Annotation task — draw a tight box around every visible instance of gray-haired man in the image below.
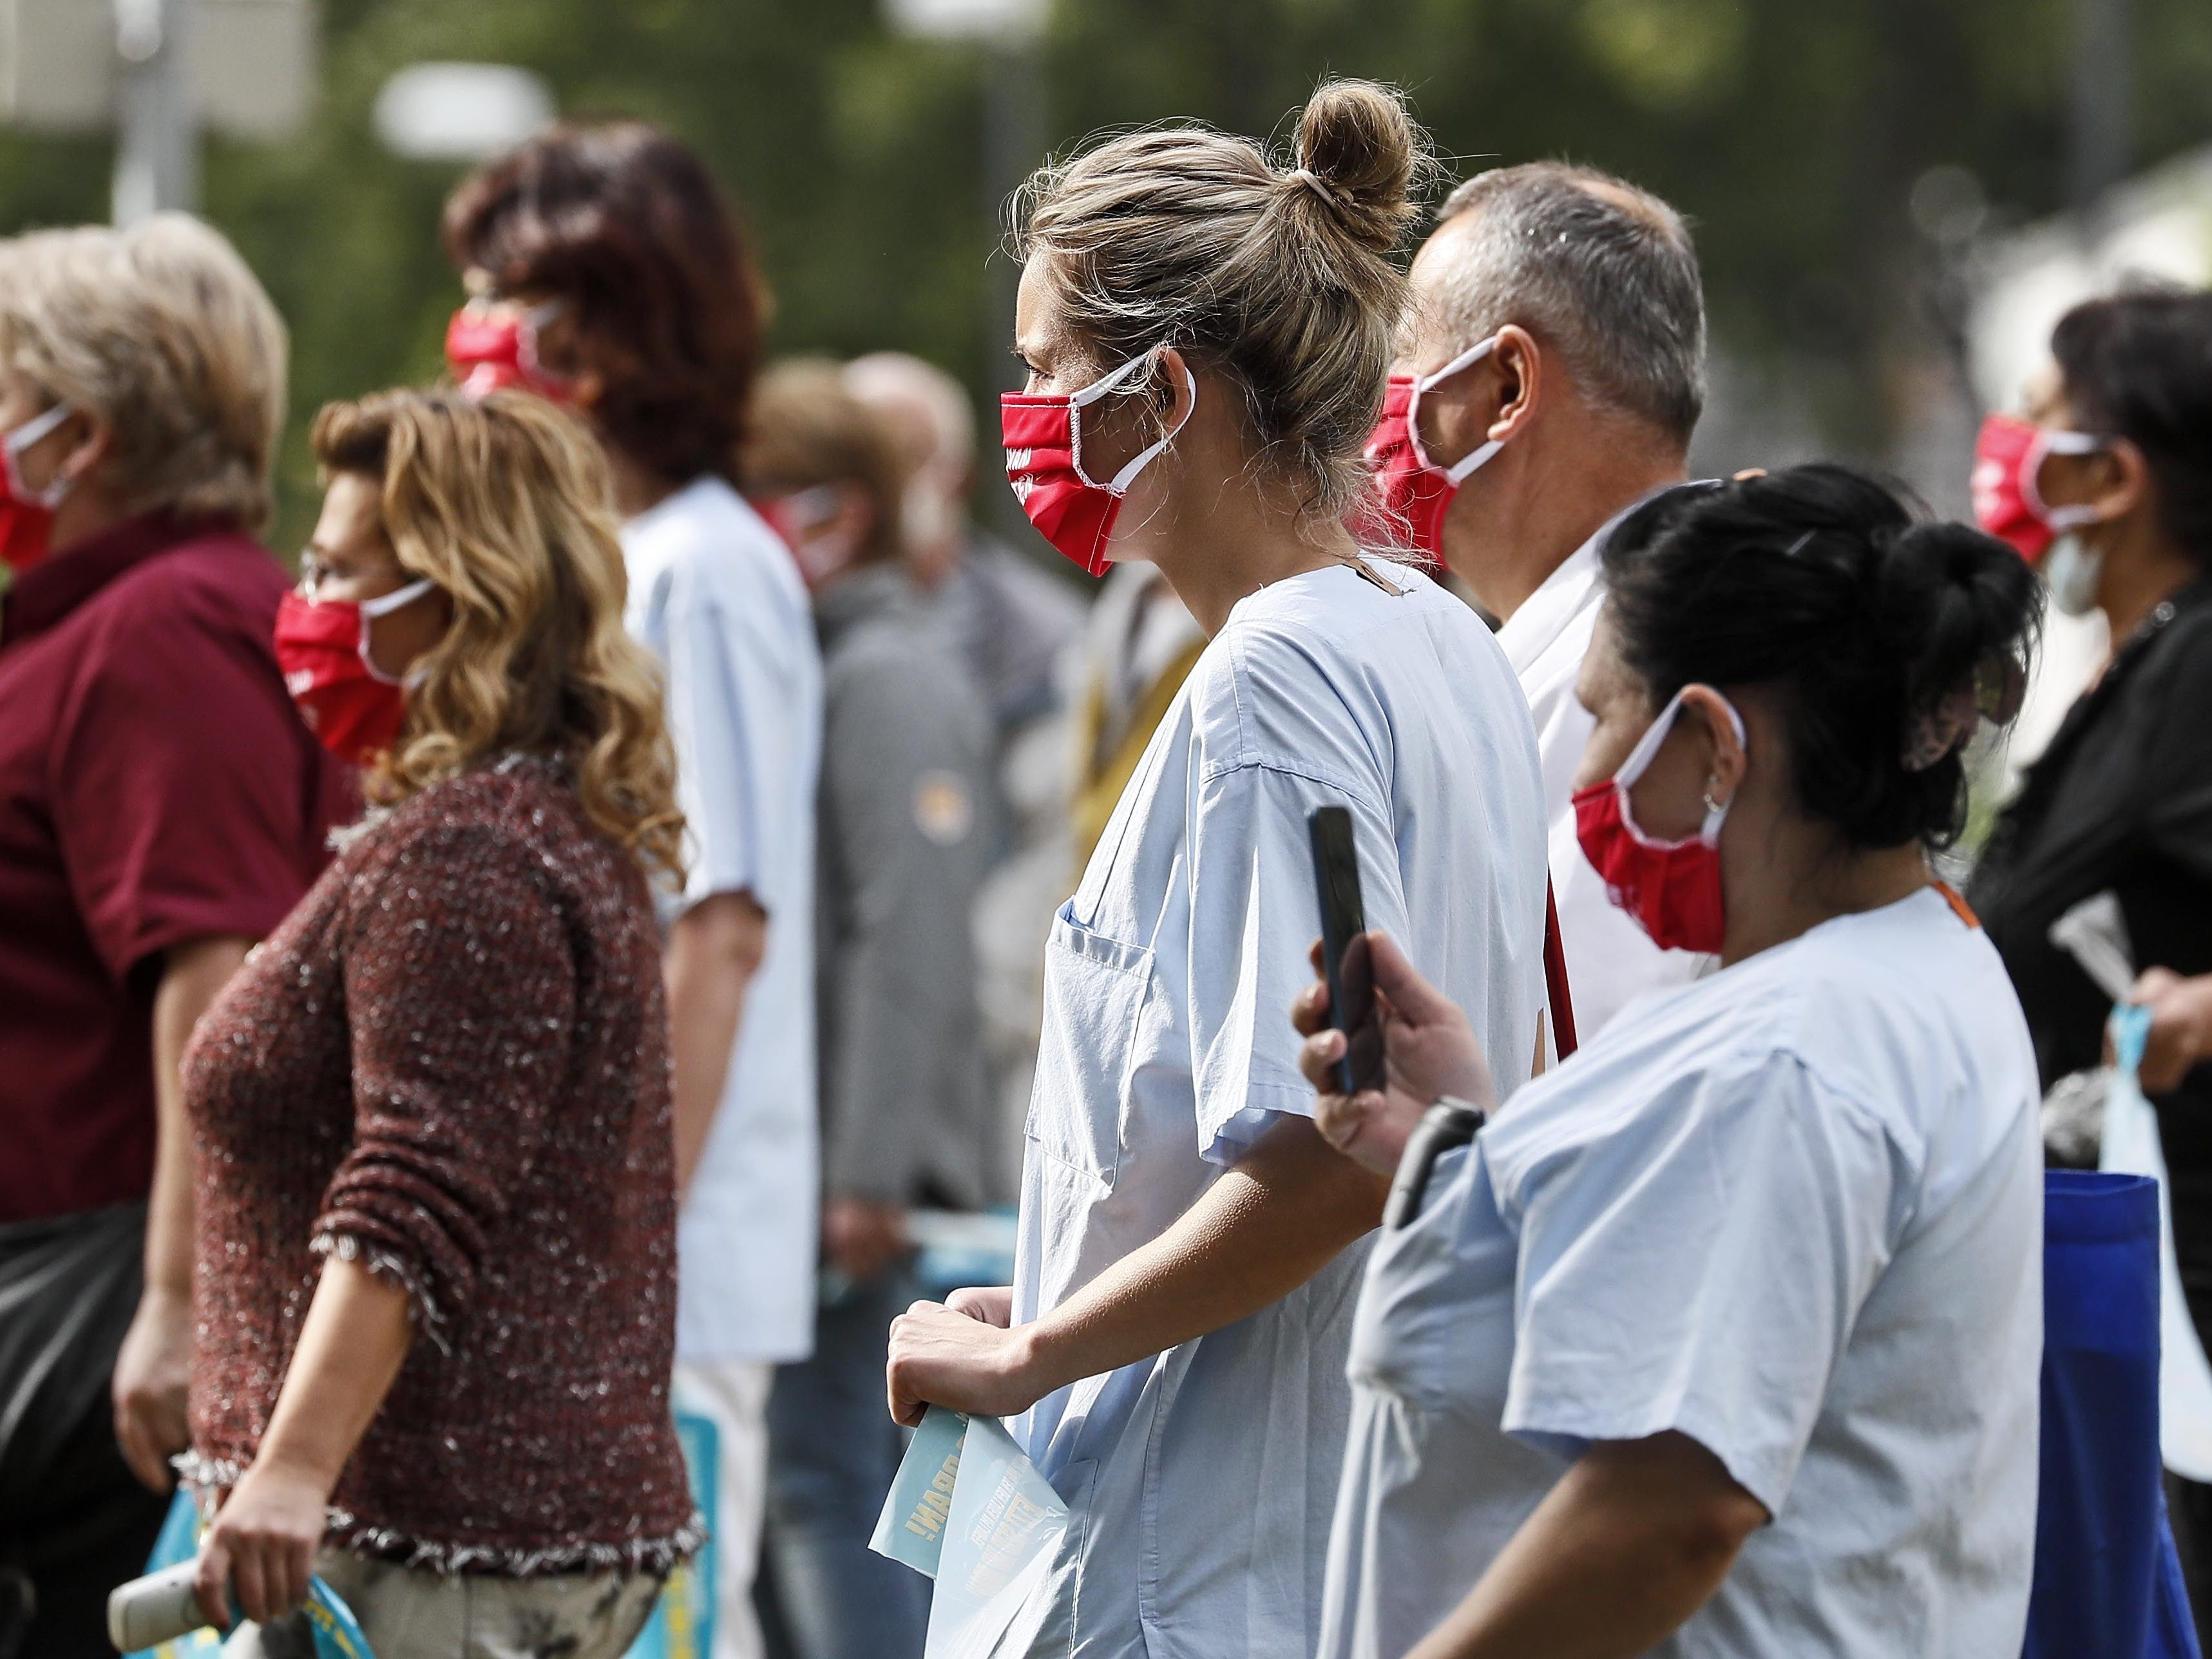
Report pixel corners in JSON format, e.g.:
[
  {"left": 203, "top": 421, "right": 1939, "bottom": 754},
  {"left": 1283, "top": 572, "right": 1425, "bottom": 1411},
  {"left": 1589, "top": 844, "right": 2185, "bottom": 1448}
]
[{"left": 1401, "top": 162, "right": 1711, "bottom": 1038}]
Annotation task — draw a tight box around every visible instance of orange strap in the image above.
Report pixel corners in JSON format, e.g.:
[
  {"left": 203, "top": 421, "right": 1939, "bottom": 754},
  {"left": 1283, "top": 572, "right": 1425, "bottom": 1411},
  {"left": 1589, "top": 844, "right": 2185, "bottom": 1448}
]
[
  {"left": 1544, "top": 878, "right": 1578, "bottom": 1059},
  {"left": 1933, "top": 880, "right": 1980, "bottom": 930}
]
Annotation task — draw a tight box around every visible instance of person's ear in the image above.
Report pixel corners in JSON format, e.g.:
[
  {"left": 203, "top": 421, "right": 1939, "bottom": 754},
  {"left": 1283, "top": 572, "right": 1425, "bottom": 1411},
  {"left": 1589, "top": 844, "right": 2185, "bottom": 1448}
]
[
  {"left": 831, "top": 484, "right": 875, "bottom": 549},
  {"left": 571, "top": 368, "right": 606, "bottom": 413},
  {"left": 2093, "top": 437, "right": 2152, "bottom": 527},
  {"left": 1154, "top": 346, "right": 1197, "bottom": 440},
  {"left": 1679, "top": 683, "right": 1748, "bottom": 811},
  {"left": 1487, "top": 325, "right": 1543, "bottom": 444},
  {"left": 50, "top": 411, "right": 110, "bottom": 491}
]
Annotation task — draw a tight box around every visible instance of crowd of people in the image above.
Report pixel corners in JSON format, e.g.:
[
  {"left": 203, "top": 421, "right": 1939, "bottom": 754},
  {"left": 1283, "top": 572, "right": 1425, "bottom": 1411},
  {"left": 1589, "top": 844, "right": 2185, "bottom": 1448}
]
[{"left": 2, "top": 66, "right": 2211, "bottom": 1659}]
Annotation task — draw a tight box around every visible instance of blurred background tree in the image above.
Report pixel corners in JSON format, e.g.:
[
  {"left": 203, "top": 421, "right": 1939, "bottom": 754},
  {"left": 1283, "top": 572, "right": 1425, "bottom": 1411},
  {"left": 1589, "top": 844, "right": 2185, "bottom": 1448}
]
[{"left": 1, "top": 0, "right": 2206, "bottom": 545}]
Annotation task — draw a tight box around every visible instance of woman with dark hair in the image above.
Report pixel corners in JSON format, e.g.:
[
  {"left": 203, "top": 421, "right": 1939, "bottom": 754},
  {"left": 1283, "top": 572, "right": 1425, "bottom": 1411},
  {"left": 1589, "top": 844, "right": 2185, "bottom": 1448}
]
[
  {"left": 1967, "top": 287, "right": 2212, "bottom": 1627},
  {"left": 444, "top": 126, "right": 823, "bottom": 1659},
  {"left": 1297, "top": 466, "right": 2046, "bottom": 1657}
]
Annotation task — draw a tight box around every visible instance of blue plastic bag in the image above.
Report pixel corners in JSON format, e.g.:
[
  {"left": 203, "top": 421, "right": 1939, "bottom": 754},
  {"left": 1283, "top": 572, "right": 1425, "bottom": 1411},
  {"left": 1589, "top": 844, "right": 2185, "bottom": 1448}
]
[{"left": 2026, "top": 1170, "right": 2202, "bottom": 1658}]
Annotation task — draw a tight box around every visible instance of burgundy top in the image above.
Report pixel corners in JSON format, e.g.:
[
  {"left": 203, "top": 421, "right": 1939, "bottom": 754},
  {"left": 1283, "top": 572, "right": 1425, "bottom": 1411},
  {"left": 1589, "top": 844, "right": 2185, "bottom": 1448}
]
[
  {"left": 182, "top": 756, "right": 698, "bottom": 1573},
  {"left": 0, "top": 515, "right": 353, "bottom": 1222}
]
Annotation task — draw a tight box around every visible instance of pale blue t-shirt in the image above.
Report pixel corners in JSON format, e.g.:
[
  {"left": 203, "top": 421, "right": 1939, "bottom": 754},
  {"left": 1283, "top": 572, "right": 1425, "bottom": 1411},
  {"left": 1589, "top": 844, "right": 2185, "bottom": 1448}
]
[
  {"left": 1321, "top": 886, "right": 2044, "bottom": 1659},
  {"left": 624, "top": 476, "right": 825, "bottom": 1365},
  {"left": 1004, "top": 557, "right": 1549, "bottom": 1659}
]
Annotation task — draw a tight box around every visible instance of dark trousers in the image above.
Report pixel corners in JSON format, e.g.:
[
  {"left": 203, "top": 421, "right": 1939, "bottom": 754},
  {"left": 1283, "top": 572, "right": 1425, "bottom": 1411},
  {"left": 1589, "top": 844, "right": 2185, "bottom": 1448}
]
[
  {"left": 0, "top": 1341, "right": 169, "bottom": 1659},
  {"left": 0, "top": 1205, "right": 168, "bottom": 1659},
  {"left": 759, "top": 1274, "right": 930, "bottom": 1659},
  {"left": 2168, "top": 1472, "right": 2212, "bottom": 1658}
]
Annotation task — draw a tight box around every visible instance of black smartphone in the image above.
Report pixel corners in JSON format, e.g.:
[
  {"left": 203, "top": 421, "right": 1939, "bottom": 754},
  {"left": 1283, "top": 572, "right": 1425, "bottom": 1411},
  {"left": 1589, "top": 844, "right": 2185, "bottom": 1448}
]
[{"left": 1309, "top": 806, "right": 1383, "bottom": 1094}]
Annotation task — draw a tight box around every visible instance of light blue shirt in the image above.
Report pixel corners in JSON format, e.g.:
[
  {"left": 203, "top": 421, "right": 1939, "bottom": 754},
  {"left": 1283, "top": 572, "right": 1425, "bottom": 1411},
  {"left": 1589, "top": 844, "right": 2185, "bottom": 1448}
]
[
  {"left": 1004, "top": 558, "right": 1549, "bottom": 1659},
  {"left": 624, "top": 477, "right": 825, "bottom": 1364},
  {"left": 1321, "top": 886, "right": 2044, "bottom": 1659}
]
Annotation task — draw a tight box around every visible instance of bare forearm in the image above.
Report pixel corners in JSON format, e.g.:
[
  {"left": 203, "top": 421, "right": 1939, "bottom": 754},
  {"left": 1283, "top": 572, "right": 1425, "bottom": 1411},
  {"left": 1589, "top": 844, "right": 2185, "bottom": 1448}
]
[
  {"left": 251, "top": 1258, "right": 413, "bottom": 1488},
  {"left": 1407, "top": 1436, "right": 1762, "bottom": 1659},
  {"left": 667, "top": 972, "right": 746, "bottom": 1192},
  {"left": 146, "top": 936, "right": 252, "bottom": 1293},
  {"left": 1025, "top": 1117, "right": 1385, "bottom": 1390},
  {"left": 665, "top": 893, "right": 767, "bottom": 1194}
]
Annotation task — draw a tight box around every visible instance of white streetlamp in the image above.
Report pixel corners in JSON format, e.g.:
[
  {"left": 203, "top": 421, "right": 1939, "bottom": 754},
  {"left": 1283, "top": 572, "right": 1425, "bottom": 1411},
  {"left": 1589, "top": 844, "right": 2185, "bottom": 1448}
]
[{"left": 372, "top": 61, "right": 553, "bottom": 163}]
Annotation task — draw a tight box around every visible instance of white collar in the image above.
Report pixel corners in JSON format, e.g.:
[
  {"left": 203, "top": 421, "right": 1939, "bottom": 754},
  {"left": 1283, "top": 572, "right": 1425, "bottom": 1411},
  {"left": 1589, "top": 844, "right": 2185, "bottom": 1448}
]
[{"left": 1496, "top": 533, "right": 1603, "bottom": 676}]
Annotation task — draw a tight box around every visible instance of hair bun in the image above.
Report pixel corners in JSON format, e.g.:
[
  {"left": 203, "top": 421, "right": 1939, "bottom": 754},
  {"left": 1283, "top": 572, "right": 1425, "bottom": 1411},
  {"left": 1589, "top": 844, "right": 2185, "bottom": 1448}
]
[{"left": 1292, "top": 79, "right": 1424, "bottom": 254}]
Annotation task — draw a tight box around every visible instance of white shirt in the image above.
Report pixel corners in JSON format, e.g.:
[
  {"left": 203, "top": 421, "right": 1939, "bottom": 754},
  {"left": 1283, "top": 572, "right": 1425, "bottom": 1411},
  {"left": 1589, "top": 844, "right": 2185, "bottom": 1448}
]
[
  {"left": 624, "top": 477, "right": 825, "bottom": 1364},
  {"left": 1321, "top": 886, "right": 2043, "bottom": 1659},
  {"left": 1495, "top": 533, "right": 1707, "bottom": 1039},
  {"left": 1005, "top": 558, "right": 1549, "bottom": 1659}
]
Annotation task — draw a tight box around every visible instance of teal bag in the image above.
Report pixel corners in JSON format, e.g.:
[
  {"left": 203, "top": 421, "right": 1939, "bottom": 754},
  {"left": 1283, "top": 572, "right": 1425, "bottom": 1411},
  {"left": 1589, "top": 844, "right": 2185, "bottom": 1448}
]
[{"left": 622, "top": 1410, "right": 718, "bottom": 1659}]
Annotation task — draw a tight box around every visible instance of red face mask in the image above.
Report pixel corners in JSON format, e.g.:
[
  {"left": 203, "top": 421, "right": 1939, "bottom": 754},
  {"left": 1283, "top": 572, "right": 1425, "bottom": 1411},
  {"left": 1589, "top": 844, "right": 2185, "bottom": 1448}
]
[
  {"left": 1571, "top": 686, "right": 1745, "bottom": 955},
  {"left": 1002, "top": 350, "right": 1194, "bottom": 576},
  {"left": 445, "top": 300, "right": 573, "bottom": 403},
  {"left": 1361, "top": 337, "right": 1502, "bottom": 560},
  {"left": 272, "top": 578, "right": 437, "bottom": 765},
  {"left": 0, "top": 403, "right": 78, "bottom": 574},
  {"left": 1970, "top": 413, "right": 2104, "bottom": 562}
]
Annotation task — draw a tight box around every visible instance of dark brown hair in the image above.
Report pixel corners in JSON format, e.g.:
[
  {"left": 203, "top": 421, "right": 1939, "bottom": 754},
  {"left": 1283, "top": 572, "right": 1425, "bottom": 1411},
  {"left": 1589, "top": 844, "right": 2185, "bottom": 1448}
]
[
  {"left": 442, "top": 121, "right": 768, "bottom": 489},
  {"left": 740, "top": 359, "right": 904, "bottom": 571},
  {"left": 2052, "top": 289, "right": 2212, "bottom": 569}
]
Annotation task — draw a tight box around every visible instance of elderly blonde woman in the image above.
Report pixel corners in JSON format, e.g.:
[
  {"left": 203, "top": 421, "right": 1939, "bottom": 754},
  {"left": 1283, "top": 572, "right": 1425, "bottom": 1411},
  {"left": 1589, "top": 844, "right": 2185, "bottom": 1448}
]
[
  {"left": 178, "top": 389, "right": 699, "bottom": 1658},
  {"left": 0, "top": 216, "right": 352, "bottom": 1659}
]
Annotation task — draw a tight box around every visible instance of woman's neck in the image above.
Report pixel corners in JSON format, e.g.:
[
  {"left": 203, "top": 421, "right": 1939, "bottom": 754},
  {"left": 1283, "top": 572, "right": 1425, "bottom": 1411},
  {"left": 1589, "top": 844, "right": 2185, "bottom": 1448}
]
[
  {"left": 2100, "top": 524, "right": 2201, "bottom": 647},
  {"left": 605, "top": 446, "right": 681, "bottom": 521},
  {"left": 1143, "top": 475, "right": 1360, "bottom": 636},
  {"left": 1719, "top": 822, "right": 1930, "bottom": 969}
]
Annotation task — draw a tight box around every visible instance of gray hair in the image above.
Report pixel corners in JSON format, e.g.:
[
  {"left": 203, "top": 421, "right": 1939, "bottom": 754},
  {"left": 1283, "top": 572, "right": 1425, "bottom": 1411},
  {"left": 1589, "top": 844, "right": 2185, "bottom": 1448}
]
[
  {"left": 0, "top": 214, "right": 286, "bottom": 531},
  {"left": 1428, "top": 162, "right": 1705, "bottom": 444}
]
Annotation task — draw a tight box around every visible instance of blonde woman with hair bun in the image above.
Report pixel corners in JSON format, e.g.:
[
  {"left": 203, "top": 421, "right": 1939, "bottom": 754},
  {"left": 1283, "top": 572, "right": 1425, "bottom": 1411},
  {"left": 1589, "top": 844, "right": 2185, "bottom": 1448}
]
[
  {"left": 885, "top": 81, "right": 1551, "bottom": 1658},
  {"left": 178, "top": 389, "right": 697, "bottom": 1658}
]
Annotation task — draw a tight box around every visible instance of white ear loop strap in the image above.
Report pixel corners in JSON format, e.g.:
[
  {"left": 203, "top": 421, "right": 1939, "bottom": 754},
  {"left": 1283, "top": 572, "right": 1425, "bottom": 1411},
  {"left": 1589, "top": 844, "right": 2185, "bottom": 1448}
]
[
  {"left": 1409, "top": 337, "right": 1503, "bottom": 483},
  {"left": 1614, "top": 685, "right": 1749, "bottom": 848},
  {"left": 5, "top": 402, "right": 77, "bottom": 507},
  {"left": 358, "top": 578, "right": 439, "bottom": 687},
  {"left": 1069, "top": 350, "right": 1199, "bottom": 495},
  {"left": 2025, "top": 429, "right": 2108, "bottom": 531}
]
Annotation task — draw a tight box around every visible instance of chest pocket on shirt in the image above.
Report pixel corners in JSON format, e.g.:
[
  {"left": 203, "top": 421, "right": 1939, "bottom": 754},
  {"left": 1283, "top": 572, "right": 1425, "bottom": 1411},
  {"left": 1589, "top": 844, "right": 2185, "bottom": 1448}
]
[{"left": 1027, "top": 904, "right": 1153, "bottom": 1190}]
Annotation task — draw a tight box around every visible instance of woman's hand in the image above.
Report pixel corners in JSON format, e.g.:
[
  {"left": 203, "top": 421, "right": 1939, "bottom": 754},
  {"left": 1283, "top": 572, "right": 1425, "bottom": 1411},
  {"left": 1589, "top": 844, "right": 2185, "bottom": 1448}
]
[
  {"left": 1293, "top": 931, "right": 1496, "bottom": 1177},
  {"left": 112, "top": 1285, "right": 193, "bottom": 1492},
  {"left": 946, "top": 1284, "right": 1015, "bottom": 1326},
  {"left": 886, "top": 1299, "right": 1046, "bottom": 1428},
  {"left": 2132, "top": 968, "right": 2212, "bottom": 1096},
  {"left": 193, "top": 1457, "right": 330, "bottom": 1628}
]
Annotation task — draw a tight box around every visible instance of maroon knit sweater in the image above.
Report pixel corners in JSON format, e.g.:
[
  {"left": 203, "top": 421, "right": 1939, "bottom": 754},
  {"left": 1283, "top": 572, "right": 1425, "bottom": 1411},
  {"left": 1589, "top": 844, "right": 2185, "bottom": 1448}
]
[{"left": 182, "top": 755, "right": 697, "bottom": 1573}]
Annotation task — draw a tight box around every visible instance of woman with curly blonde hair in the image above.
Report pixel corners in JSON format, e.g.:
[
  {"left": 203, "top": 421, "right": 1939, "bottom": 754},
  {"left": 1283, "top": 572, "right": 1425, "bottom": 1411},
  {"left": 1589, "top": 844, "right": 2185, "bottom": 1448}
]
[{"left": 178, "top": 388, "right": 696, "bottom": 1658}]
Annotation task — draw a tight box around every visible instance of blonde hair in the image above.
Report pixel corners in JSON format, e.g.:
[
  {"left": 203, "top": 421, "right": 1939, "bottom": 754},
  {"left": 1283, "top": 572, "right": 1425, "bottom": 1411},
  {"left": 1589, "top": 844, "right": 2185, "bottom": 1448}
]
[
  {"left": 0, "top": 214, "right": 285, "bottom": 530},
  {"left": 1016, "top": 79, "right": 1429, "bottom": 518},
  {"left": 312, "top": 389, "right": 685, "bottom": 882}
]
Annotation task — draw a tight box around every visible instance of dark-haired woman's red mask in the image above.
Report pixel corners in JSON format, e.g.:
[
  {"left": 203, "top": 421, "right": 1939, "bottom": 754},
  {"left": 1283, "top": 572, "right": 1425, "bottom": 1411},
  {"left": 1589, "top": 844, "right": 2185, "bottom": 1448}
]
[
  {"left": 445, "top": 300, "right": 574, "bottom": 403},
  {"left": 1572, "top": 687, "right": 1744, "bottom": 955}
]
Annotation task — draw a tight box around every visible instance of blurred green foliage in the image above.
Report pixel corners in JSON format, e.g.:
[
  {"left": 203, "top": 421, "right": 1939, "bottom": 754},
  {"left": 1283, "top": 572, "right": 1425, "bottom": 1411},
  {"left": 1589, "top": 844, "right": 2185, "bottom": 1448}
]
[{"left": 0, "top": 0, "right": 2207, "bottom": 549}]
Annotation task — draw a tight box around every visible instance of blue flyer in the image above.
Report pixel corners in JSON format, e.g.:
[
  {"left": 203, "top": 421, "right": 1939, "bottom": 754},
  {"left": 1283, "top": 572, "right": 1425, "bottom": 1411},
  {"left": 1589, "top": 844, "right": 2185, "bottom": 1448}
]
[{"left": 870, "top": 1408, "right": 1067, "bottom": 1658}]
